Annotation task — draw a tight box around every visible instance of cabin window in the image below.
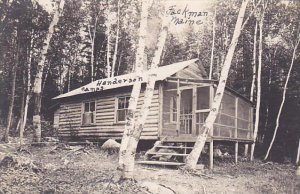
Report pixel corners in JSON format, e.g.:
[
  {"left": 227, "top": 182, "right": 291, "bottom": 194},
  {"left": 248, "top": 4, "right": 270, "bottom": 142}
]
[
  {"left": 82, "top": 101, "right": 96, "bottom": 125},
  {"left": 170, "top": 96, "right": 177, "bottom": 122},
  {"left": 116, "top": 96, "right": 130, "bottom": 122}
]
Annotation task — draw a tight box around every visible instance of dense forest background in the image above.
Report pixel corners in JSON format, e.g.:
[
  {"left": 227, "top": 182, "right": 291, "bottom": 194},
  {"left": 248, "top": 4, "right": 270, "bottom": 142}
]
[{"left": 0, "top": 0, "right": 299, "bottom": 162}]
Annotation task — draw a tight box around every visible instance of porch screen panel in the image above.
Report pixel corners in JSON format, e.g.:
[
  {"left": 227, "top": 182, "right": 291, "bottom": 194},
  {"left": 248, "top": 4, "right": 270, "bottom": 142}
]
[
  {"left": 237, "top": 99, "right": 252, "bottom": 139},
  {"left": 162, "top": 89, "right": 178, "bottom": 136},
  {"left": 214, "top": 92, "right": 235, "bottom": 138},
  {"left": 196, "top": 112, "right": 209, "bottom": 135},
  {"left": 195, "top": 86, "right": 210, "bottom": 135},
  {"left": 197, "top": 87, "right": 210, "bottom": 110}
]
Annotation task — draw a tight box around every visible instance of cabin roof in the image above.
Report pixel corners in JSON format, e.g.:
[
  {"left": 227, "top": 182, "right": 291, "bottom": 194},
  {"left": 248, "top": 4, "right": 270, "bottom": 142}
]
[{"left": 53, "top": 59, "right": 200, "bottom": 99}]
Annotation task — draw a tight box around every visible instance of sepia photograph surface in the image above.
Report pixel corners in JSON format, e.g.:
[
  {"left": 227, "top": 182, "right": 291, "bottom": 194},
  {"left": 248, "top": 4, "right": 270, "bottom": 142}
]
[{"left": 0, "top": 0, "right": 300, "bottom": 193}]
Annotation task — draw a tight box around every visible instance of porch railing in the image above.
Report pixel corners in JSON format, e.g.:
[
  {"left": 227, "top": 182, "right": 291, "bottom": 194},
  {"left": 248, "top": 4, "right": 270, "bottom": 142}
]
[{"left": 180, "top": 113, "right": 193, "bottom": 134}]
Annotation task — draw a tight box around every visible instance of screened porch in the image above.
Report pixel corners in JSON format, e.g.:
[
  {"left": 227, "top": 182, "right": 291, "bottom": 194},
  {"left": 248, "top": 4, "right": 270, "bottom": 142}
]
[{"left": 161, "top": 79, "right": 254, "bottom": 141}]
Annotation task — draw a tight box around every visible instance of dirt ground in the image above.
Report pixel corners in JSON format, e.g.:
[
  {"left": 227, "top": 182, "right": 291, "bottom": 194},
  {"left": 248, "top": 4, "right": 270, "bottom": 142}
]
[{"left": 0, "top": 142, "right": 299, "bottom": 194}]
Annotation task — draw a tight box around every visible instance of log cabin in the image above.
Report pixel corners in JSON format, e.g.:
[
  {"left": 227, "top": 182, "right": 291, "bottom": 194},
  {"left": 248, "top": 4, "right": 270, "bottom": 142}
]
[{"left": 53, "top": 59, "right": 254, "bottom": 168}]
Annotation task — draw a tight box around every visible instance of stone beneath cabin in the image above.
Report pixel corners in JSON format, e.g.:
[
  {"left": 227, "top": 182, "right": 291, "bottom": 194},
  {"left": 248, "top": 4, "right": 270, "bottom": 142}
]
[{"left": 101, "top": 139, "right": 120, "bottom": 150}]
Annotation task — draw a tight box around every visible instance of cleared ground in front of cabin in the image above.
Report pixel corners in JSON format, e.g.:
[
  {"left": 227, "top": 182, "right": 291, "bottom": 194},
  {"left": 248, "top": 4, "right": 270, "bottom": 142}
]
[{"left": 0, "top": 141, "right": 299, "bottom": 194}]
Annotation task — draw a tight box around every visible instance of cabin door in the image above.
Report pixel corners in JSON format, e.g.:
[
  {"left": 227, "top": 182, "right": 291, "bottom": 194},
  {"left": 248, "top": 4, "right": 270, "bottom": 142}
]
[{"left": 179, "top": 89, "right": 193, "bottom": 135}]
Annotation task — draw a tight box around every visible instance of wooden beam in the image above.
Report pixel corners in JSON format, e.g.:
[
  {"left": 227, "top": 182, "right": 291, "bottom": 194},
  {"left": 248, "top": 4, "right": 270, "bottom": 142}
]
[
  {"left": 176, "top": 79, "right": 180, "bottom": 135},
  {"left": 192, "top": 85, "right": 196, "bottom": 135},
  {"left": 209, "top": 140, "right": 214, "bottom": 169},
  {"left": 251, "top": 107, "right": 254, "bottom": 140},
  {"left": 235, "top": 141, "right": 238, "bottom": 164},
  {"left": 209, "top": 86, "right": 214, "bottom": 136}
]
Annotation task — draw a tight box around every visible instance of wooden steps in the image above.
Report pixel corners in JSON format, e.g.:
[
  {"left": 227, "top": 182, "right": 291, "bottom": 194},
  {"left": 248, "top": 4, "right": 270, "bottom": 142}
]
[
  {"left": 137, "top": 140, "right": 195, "bottom": 167},
  {"left": 147, "top": 152, "right": 188, "bottom": 157},
  {"left": 137, "top": 160, "right": 185, "bottom": 166},
  {"left": 156, "top": 145, "right": 194, "bottom": 149}
]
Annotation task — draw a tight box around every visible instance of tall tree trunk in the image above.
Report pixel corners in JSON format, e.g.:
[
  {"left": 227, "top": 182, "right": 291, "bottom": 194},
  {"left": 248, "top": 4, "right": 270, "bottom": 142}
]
[
  {"left": 116, "top": 49, "right": 123, "bottom": 76},
  {"left": 18, "top": 76, "right": 26, "bottom": 134},
  {"left": 20, "top": 33, "right": 33, "bottom": 145},
  {"left": 42, "top": 61, "right": 50, "bottom": 92},
  {"left": 2, "top": 42, "right": 18, "bottom": 142},
  {"left": 262, "top": 47, "right": 277, "bottom": 142},
  {"left": 122, "top": 16, "right": 169, "bottom": 179},
  {"left": 87, "top": 17, "right": 97, "bottom": 82},
  {"left": 184, "top": 0, "right": 250, "bottom": 169},
  {"left": 250, "top": 21, "right": 258, "bottom": 102},
  {"left": 111, "top": 0, "right": 121, "bottom": 77},
  {"left": 264, "top": 33, "right": 300, "bottom": 160},
  {"left": 245, "top": 21, "right": 257, "bottom": 154},
  {"left": 118, "top": 0, "right": 149, "bottom": 173},
  {"left": 209, "top": 7, "right": 216, "bottom": 80},
  {"left": 246, "top": 21, "right": 258, "bottom": 155},
  {"left": 106, "top": 3, "right": 112, "bottom": 79},
  {"left": 251, "top": 2, "right": 266, "bottom": 161},
  {"left": 32, "top": 0, "right": 65, "bottom": 143},
  {"left": 296, "top": 138, "right": 300, "bottom": 164}
]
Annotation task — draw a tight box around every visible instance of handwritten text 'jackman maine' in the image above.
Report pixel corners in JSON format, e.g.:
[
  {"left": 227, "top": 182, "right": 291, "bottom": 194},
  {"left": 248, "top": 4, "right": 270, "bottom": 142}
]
[{"left": 166, "top": 4, "right": 208, "bottom": 25}]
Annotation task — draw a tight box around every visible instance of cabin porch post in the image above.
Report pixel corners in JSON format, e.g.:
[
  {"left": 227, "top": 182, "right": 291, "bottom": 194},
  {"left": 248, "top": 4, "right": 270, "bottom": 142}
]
[
  {"left": 209, "top": 85, "right": 214, "bottom": 169},
  {"left": 176, "top": 79, "right": 180, "bottom": 135},
  {"left": 235, "top": 141, "right": 239, "bottom": 164},
  {"left": 209, "top": 140, "right": 214, "bottom": 169},
  {"left": 244, "top": 144, "right": 249, "bottom": 157},
  {"left": 192, "top": 85, "right": 196, "bottom": 135}
]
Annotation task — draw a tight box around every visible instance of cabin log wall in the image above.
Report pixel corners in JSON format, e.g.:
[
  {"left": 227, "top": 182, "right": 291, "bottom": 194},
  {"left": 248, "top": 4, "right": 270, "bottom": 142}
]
[{"left": 58, "top": 88, "right": 160, "bottom": 140}]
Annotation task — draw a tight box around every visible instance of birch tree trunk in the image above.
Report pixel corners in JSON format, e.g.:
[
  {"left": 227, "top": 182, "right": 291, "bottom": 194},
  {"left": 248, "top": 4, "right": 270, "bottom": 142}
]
[
  {"left": 105, "top": 3, "right": 112, "bottom": 78},
  {"left": 251, "top": 2, "right": 266, "bottom": 161},
  {"left": 111, "top": 0, "right": 121, "bottom": 77},
  {"left": 184, "top": 0, "right": 250, "bottom": 170},
  {"left": 296, "top": 138, "right": 300, "bottom": 164},
  {"left": 32, "top": 0, "right": 65, "bottom": 143},
  {"left": 244, "top": 21, "right": 258, "bottom": 156},
  {"left": 87, "top": 17, "right": 98, "bottom": 81},
  {"left": 250, "top": 21, "right": 258, "bottom": 102},
  {"left": 264, "top": 33, "right": 300, "bottom": 160},
  {"left": 20, "top": 34, "right": 33, "bottom": 145},
  {"left": 209, "top": 7, "right": 216, "bottom": 80},
  {"left": 18, "top": 77, "right": 26, "bottom": 133},
  {"left": 2, "top": 42, "right": 18, "bottom": 142},
  {"left": 122, "top": 17, "right": 169, "bottom": 179},
  {"left": 262, "top": 47, "right": 277, "bottom": 142},
  {"left": 118, "top": 0, "right": 149, "bottom": 171},
  {"left": 116, "top": 49, "right": 123, "bottom": 76}
]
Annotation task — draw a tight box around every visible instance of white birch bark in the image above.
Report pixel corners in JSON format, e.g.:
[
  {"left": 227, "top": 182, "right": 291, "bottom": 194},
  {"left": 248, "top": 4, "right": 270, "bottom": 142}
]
[
  {"left": 122, "top": 17, "right": 169, "bottom": 179},
  {"left": 184, "top": 0, "right": 250, "bottom": 169},
  {"left": 32, "top": 0, "right": 65, "bottom": 142},
  {"left": 105, "top": 3, "right": 112, "bottom": 78},
  {"left": 296, "top": 138, "right": 300, "bottom": 164},
  {"left": 20, "top": 32, "right": 34, "bottom": 145},
  {"left": 246, "top": 21, "right": 257, "bottom": 154},
  {"left": 264, "top": 33, "right": 300, "bottom": 160},
  {"left": 87, "top": 16, "right": 98, "bottom": 81},
  {"left": 118, "top": 0, "right": 149, "bottom": 171},
  {"left": 209, "top": 7, "right": 216, "bottom": 80},
  {"left": 111, "top": 0, "right": 121, "bottom": 77},
  {"left": 251, "top": 1, "right": 266, "bottom": 161},
  {"left": 3, "top": 43, "right": 18, "bottom": 142},
  {"left": 250, "top": 21, "right": 258, "bottom": 102}
]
